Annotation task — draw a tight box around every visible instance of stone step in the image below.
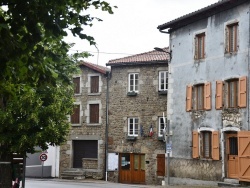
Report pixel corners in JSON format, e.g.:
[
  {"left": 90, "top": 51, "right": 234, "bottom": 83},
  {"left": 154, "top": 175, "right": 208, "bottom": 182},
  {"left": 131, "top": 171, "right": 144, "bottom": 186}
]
[
  {"left": 218, "top": 182, "right": 241, "bottom": 187},
  {"left": 224, "top": 178, "right": 239, "bottom": 184},
  {"left": 61, "top": 171, "right": 84, "bottom": 176}
]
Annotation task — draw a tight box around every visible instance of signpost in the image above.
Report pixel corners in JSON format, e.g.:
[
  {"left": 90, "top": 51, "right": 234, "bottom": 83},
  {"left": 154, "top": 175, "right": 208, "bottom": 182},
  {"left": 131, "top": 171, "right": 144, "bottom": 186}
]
[{"left": 39, "top": 153, "right": 47, "bottom": 178}]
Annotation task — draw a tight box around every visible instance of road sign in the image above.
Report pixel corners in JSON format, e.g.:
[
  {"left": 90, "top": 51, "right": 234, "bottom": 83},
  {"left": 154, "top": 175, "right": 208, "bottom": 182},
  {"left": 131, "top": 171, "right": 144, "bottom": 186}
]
[
  {"left": 166, "top": 143, "right": 172, "bottom": 153},
  {"left": 39, "top": 153, "right": 48, "bottom": 162}
]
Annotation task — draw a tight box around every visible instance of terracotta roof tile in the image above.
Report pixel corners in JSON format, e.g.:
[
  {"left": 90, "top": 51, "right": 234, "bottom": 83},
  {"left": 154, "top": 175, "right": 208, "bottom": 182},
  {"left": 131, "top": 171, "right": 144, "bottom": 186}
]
[
  {"left": 106, "top": 47, "right": 169, "bottom": 66},
  {"left": 79, "top": 61, "right": 110, "bottom": 74}
]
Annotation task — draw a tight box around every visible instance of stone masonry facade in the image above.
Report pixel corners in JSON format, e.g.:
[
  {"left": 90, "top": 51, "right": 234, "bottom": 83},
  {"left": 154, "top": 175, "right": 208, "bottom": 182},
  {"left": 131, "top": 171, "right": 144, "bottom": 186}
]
[{"left": 107, "top": 64, "right": 167, "bottom": 185}]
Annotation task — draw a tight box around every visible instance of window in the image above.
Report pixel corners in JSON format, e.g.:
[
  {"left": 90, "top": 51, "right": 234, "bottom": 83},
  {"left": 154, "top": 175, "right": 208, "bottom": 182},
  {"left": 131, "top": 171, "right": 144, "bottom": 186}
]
[
  {"left": 186, "top": 82, "right": 211, "bottom": 111},
  {"left": 91, "top": 76, "right": 99, "bottom": 93},
  {"left": 158, "top": 117, "right": 166, "bottom": 137},
  {"left": 89, "top": 104, "right": 99, "bottom": 123},
  {"left": 195, "top": 33, "right": 205, "bottom": 60},
  {"left": 216, "top": 76, "right": 247, "bottom": 109},
  {"left": 71, "top": 104, "right": 80, "bottom": 124},
  {"left": 128, "top": 73, "right": 139, "bottom": 92},
  {"left": 159, "top": 71, "right": 168, "bottom": 91},
  {"left": 226, "top": 23, "right": 238, "bottom": 53},
  {"left": 192, "top": 131, "right": 219, "bottom": 160},
  {"left": 73, "top": 77, "right": 80, "bottom": 94},
  {"left": 128, "top": 118, "right": 139, "bottom": 136}
]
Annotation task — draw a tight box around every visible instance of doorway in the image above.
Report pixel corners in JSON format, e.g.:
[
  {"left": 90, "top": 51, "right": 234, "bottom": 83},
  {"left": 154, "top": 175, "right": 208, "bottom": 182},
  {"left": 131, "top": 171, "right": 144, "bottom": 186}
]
[
  {"left": 119, "top": 153, "right": 145, "bottom": 184},
  {"left": 226, "top": 133, "right": 238, "bottom": 179}
]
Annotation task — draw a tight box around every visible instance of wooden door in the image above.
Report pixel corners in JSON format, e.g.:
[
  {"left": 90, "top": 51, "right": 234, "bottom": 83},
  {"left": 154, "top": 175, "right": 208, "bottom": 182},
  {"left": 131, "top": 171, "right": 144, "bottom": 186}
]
[
  {"left": 157, "top": 154, "right": 165, "bottom": 176},
  {"left": 238, "top": 131, "right": 250, "bottom": 182},
  {"left": 226, "top": 133, "right": 238, "bottom": 178},
  {"left": 119, "top": 153, "right": 145, "bottom": 184}
]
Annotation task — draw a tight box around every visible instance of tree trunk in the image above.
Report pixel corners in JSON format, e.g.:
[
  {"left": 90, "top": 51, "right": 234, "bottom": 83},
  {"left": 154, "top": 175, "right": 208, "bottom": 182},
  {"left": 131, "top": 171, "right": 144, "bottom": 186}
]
[{"left": 0, "top": 152, "right": 12, "bottom": 188}]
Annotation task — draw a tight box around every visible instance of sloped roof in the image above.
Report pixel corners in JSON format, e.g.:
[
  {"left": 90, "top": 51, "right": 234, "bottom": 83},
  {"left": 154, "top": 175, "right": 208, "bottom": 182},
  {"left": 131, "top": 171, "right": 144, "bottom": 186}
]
[
  {"left": 79, "top": 61, "right": 110, "bottom": 74},
  {"left": 106, "top": 47, "right": 169, "bottom": 66},
  {"left": 158, "top": 0, "right": 248, "bottom": 32}
]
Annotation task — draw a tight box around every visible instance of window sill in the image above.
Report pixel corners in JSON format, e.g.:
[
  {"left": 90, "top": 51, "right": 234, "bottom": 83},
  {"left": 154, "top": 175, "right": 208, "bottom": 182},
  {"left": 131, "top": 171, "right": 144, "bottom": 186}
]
[
  {"left": 74, "top": 93, "right": 81, "bottom": 96},
  {"left": 158, "top": 90, "right": 168, "bottom": 95},
  {"left": 87, "top": 123, "right": 101, "bottom": 126},
  {"left": 71, "top": 124, "right": 81, "bottom": 127},
  {"left": 88, "top": 93, "right": 101, "bottom": 96},
  {"left": 127, "top": 91, "right": 138, "bottom": 96},
  {"left": 126, "top": 136, "right": 137, "bottom": 141}
]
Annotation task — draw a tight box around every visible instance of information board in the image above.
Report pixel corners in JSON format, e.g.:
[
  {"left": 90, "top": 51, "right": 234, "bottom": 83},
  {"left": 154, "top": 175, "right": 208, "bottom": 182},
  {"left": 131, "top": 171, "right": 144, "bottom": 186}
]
[{"left": 108, "top": 153, "right": 118, "bottom": 171}]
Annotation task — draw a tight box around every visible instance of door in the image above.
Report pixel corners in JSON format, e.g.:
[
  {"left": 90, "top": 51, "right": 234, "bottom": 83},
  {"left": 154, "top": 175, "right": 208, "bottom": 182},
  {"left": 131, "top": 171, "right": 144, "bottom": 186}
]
[
  {"left": 119, "top": 153, "right": 145, "bottom": 184},
  {"left": 226, "top": 133, "right": 238, "bottom": 178},
  {"left": 238, "top": 131, "right": 250, "bottom": 182},
  {"left": 73, "top": 140, "right": 98, "bottom": 168}
]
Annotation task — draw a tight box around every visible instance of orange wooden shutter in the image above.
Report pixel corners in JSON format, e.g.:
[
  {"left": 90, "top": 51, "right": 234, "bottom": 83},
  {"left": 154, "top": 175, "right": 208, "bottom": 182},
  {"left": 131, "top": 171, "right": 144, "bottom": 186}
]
[
  {"left": 204, "top": 82, "right": 211, "bottom": 110},
  {"left": 192, "top": 131, "right": 199, "bottom": 159},
  {"left": 186, "top": 85, "right": 192, "bottom": 112},
  {"left": 238, "top": 76, "right": 247, "bottom": 108},
  {"left": 216, "top": 80, "right": 223, "bottom": 110},
  {"left": 212, "top": 131, "right": 220, "bottom": 160},
  {"left": 238, "top": 131, "right": 250, "bottom": 182}
]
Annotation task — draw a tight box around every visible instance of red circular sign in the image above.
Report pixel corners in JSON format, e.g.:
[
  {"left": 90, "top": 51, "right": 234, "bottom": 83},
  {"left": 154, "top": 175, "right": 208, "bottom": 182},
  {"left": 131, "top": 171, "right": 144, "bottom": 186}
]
[{"left": 39, "top": 153, "right": 48, "bottom": 161}]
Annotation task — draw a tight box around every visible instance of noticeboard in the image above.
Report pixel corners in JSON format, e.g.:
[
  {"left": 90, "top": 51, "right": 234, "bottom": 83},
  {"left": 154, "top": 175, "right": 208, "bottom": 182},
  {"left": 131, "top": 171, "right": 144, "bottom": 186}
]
[{"left": 108, "top": 153, "right": 118, "bottom": 171}]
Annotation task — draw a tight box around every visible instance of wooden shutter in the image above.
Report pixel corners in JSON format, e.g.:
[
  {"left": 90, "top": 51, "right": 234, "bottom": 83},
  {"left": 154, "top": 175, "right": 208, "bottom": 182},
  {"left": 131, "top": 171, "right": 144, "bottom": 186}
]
[
  {"left": 91, "top": 76, "right": 99, "bottom": 93},
  {"left": 212, "top": 131, "right": 220, "bottom": 160},
  {"left": 204, "top": 82, "right": 211, "bottom": 110},
  {"left": 186, "top": 85, "right": 192, "bottom": 112},
  {"left": 71, "top": 105, "right": 80, "bottom": 124},
  {"left": 238, "top": 131, "right": 250, "bottom": 182},
  {"left": 73, "top": 77, "right": 80, "bottom": 94},
  {"left": 216, "top": 80, "right": 223, "bottom": 110},
  {"left": 192, "top": 131, "right": 199, "bottom": 159},
  {"left": 157, "top": 154, "right": 165, "bottom": 176},
  {"left": 90, "top": 104, "right": 99, "bottom": 123},
  {"left": 238, "top": 76, "right": 247, "bottom": 108}
]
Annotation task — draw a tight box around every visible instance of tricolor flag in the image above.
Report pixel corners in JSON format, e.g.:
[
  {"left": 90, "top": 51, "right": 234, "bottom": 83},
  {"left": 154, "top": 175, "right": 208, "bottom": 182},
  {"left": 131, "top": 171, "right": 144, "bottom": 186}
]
[{"left": 149, "top": 125, "right": 153, "bottom": 137}]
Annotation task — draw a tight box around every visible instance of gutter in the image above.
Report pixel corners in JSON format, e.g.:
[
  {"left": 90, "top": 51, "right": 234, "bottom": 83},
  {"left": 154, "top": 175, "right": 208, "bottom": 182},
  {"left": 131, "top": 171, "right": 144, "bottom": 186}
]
[{"left": 105, "top": 71, "right": 110, "bottom": 181}]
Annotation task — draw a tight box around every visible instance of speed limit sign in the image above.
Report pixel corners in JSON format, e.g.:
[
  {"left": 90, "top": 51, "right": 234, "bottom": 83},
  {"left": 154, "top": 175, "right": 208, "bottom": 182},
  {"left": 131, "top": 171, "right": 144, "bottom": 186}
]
[{"left": 39, "top": 153, "right": 48, "bottom": 162}]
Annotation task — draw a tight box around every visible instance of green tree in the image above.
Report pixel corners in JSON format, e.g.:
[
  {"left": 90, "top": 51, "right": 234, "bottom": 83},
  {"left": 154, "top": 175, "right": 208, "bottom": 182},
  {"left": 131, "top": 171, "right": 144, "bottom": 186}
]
[{"left": 0, "top": 1, "right": 115, "bottom": 187}]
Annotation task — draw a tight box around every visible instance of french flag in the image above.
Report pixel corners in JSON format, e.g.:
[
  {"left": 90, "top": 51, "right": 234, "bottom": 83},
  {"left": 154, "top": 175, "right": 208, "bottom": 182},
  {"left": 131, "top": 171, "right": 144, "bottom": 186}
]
[{"left": 149, "top": 125, "right": 153, "bottom": 137}]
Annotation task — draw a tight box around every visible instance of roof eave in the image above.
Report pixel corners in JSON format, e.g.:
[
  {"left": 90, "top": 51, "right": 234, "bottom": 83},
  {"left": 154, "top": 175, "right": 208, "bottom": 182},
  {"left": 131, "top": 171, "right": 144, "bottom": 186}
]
[{"left": 106, "top": 60, "right": 169, "bottom": 67}]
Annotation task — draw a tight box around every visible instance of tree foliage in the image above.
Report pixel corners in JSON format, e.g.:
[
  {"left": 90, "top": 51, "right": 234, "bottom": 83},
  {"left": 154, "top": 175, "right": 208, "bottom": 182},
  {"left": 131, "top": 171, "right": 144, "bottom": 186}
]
[{"left": 0, "top": 0, "right": 115, "bottom": 155}]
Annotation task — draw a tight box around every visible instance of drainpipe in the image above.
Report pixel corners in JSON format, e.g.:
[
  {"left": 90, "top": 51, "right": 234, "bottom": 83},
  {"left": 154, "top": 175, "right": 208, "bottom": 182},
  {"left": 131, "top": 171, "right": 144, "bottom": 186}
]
[{"left": 105, "top": 71, "right": 110, "bottom": 181}]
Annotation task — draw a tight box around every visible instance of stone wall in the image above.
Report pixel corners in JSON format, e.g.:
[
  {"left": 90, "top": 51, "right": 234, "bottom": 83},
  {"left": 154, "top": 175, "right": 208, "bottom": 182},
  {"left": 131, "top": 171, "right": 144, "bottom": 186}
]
[{"left": 169, "top": 158, "right": 222, "bottom": 181}]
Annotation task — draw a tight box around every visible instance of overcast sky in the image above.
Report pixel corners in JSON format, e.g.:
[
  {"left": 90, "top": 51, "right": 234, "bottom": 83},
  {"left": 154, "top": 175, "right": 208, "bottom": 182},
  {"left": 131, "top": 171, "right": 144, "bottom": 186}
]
[{"left": 65, "top": 0, "right": 218, "bottom": 66}]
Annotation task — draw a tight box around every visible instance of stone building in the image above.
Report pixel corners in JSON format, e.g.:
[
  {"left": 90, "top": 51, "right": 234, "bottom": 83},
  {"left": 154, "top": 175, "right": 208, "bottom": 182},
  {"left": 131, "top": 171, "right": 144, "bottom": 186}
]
[
  {"left": 106, "top": 49, "right": 169, "bottom": 185},
  {"left": 157, "top": 0, "right": 250, "bottom": 185},
  {"left": 60, "top": 61, "right": 109, "bottom": 180}
]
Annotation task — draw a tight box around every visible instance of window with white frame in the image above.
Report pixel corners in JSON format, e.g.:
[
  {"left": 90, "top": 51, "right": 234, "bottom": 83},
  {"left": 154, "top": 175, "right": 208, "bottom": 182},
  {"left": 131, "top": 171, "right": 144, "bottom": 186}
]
[
  {"left": 128, "top": 118, "right": 139, "bottom": 136},
  {"left": 158, "top": 117, "right": 167, "bottom": 137},
  {"left": 159, "top": 71, "right": 168, "bottom": 91},
  {"left": 128, "top": 73, "right": 139, "bottom": 92}
]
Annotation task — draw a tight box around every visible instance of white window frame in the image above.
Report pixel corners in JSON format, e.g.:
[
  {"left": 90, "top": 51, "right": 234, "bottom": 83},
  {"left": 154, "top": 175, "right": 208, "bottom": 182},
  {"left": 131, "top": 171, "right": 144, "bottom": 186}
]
[
  {"left": 158, "top": 117, "right": 167, "bottom": 137},
  {"left": 158, "top": 71, "right": 168, "bottom": 91},
  {"left": 128, "top": 118, "right": 139, "bottom": 136},
  {"left": 128, "top": 73, "right": 139, "bottom": 92}
]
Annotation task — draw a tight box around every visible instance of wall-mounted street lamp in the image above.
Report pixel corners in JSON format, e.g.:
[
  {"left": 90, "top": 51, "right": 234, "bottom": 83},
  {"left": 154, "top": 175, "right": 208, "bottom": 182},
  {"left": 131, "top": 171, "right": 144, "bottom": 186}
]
[{"left": 154, "top": 47, "right": 172, "bottom": 61}]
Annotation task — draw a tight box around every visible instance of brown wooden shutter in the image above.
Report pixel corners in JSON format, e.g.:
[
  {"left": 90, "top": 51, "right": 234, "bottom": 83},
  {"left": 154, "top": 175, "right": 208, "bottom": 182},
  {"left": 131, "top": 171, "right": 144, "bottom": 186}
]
[
  {"left": 204, "top": 82, "right": 211, "bottom": 110},
  {"left": 157, "top": 154, "right": 165, "bottom": 176},
  {"left": 238, "top": 131, "right": 250, "bottom": 182},
  {"left": 216, "top": 80, "right": 223, "bottom": 110},
  {"left": 238, "top": 76, "right": 247, "bottom": 108},
  {"left": 73, "top": 77, "right": 80, "bottom": 94},
  {"left": 212, "top": 131, "right": 220, "bottom": 160},
  {"left": 91, "top": 76, "right": 99, "bottom": 93},
  {"left": 192, "top": 131, "right": 199, "bottom": 159},
  {"left": 90, "top": 104, "right": 99, "bottom": 123},
  {"left": 71, "top": 105, "right": 80, "bottom": 124},
  {"left": 186, "top": 85, "right": 192, "bottom": 112}
]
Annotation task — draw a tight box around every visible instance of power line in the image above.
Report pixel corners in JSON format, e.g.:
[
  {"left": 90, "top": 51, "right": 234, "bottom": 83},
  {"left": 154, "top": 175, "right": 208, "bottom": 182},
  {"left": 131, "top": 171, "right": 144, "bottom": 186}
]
[{"left": 68, "top": 49, "right": 134, "bottom": 56}]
